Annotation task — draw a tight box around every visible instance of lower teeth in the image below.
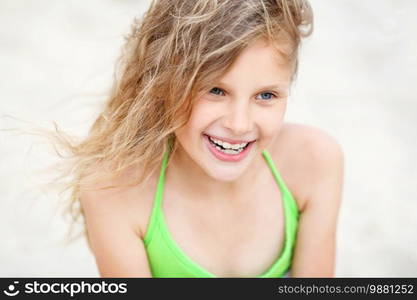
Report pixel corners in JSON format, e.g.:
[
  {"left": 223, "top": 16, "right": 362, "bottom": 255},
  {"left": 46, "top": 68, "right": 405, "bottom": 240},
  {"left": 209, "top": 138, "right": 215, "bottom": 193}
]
[{"left": 216, "top": 146, "right": 242, "bottom": 154}]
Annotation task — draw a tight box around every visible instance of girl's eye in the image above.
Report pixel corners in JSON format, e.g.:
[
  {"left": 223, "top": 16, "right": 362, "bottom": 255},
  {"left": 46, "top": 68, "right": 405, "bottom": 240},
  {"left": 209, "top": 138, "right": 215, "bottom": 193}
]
[
  {"left": 256, "top": 92, "right": 277, "bottom": 101},
  {"left": 208, "top": 88, "right": 278, "bottom": 101},
  {"left": 209, "top": 87, "right": 225, "bottom": 96}
]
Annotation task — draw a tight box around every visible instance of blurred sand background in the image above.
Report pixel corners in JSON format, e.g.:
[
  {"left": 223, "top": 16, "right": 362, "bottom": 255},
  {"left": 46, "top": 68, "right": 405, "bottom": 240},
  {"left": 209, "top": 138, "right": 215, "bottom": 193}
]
[{"left": 0, "top": 0, "right": 416, "bottom": 277}]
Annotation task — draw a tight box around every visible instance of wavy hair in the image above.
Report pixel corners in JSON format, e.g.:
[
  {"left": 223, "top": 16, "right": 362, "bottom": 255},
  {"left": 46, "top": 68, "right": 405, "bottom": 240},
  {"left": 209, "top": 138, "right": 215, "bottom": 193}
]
[{"left": 37, "top": 0, "right": 313, "bottom": 243}]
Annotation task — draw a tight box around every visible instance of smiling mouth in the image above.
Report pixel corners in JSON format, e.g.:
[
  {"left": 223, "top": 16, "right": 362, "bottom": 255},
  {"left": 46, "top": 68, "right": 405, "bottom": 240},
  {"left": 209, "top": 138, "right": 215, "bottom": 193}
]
[
  {"left": 203, "top": 133, "right": 255, "bottom": 154},
  {"left": 202, "top": 133, "right": 256, "bottom": 162}
]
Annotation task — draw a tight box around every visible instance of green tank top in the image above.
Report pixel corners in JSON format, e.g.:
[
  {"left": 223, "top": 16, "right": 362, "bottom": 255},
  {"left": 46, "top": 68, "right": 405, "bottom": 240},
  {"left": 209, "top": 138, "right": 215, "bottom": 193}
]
[{"left": 142, "top": 147, "right": 300, "bottom": 278}]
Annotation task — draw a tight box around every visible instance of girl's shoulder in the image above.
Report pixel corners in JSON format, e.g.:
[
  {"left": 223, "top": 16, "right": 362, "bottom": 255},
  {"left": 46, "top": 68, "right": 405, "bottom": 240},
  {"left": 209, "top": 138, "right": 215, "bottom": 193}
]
[
  {"left": 270, "top": 122, "right": 344, "bottom": 212},
  {"left": 79, "top": 161, "right": 160, "bottom": 239}
]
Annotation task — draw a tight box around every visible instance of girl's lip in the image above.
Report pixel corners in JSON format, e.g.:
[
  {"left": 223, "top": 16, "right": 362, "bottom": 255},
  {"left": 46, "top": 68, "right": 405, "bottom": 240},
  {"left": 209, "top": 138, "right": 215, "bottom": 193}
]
[{"left": 202, "top": 134, "right": 255, "bottom": 162}]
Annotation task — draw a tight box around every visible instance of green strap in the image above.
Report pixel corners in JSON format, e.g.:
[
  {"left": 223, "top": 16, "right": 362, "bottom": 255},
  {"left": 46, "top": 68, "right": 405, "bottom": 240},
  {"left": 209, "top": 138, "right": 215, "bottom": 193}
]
[{"left": 143, "top": 149, "right": 170, "bottom": 245}]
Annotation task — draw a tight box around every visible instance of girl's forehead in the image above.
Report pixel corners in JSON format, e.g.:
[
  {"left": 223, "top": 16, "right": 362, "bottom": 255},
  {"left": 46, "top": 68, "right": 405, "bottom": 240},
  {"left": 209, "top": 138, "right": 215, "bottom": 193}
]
[{"left": 218, "top": 39, "right": 295, "bottom": 82}]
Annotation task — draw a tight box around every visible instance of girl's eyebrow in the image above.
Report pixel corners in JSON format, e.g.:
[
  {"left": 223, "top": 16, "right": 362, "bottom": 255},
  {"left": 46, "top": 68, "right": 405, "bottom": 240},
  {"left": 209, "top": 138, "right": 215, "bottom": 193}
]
[{"left": 217, "top": 81, "right": 290, "bottom": 91}]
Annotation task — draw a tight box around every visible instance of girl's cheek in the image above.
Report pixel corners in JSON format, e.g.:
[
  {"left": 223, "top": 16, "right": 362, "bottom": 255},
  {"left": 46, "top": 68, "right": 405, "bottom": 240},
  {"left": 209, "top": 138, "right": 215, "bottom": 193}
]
[
  {"left": 192, "top": 101, "right": 224, "bottom": 123},
  {"left": 258, "top": 113, "right": 284, "bottom": 137}
]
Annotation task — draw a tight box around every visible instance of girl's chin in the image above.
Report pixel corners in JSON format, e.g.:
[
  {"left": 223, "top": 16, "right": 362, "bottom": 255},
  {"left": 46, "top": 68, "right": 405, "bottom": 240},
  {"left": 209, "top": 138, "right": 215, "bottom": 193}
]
[
  {"left": 199, "top": 153, "right": 255, "bottom": 182},
  {"left": 203, "top": 167, "right": 245, "bottom": 182}
]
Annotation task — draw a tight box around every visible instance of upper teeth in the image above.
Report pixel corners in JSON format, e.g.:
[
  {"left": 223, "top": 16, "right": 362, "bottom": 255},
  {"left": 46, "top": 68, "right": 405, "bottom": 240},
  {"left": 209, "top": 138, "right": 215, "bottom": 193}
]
[{"left": 208, "top": 136, "right": 249, "bottom": 150}]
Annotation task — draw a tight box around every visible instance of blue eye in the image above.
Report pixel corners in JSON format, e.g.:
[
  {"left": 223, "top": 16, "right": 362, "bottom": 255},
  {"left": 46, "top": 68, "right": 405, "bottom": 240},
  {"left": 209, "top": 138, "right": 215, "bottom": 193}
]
[
  {"left": 257, "top": 92, "right": 276, "bottom": 101},
  {"left": 208, "top": 88, "right": 278, "bottom": 101},
  {"left": 209, "top": 87, "right": 225, "bottom": 96}
]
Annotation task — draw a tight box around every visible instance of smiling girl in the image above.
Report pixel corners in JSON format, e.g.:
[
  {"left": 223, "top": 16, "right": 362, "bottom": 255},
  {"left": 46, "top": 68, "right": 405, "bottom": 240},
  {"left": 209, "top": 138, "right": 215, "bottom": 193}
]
[{"left": 62, "top": 0, "right": 344, "bottom": 278}]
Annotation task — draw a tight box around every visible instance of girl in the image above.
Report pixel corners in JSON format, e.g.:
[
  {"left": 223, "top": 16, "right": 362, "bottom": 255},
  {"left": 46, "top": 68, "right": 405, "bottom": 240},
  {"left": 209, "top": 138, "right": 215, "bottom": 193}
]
[{"left": 62, "top": 0, "right": 344, "bottom": 277}]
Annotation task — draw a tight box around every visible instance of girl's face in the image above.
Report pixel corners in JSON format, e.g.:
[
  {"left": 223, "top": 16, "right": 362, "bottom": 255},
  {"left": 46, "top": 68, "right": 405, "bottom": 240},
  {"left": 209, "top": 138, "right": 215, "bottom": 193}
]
[{"left": 175, "top": 38, "right": 293, "bottom": 182}]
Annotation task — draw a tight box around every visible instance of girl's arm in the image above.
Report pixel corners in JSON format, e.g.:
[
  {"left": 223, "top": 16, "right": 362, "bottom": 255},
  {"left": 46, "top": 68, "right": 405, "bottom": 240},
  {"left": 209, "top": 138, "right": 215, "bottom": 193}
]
[
  {"left": 290, "top": 131, "right": 345, "bottom": 277},
  {"left": 80, "top": 186, "right": 152, "bottom": 277}
]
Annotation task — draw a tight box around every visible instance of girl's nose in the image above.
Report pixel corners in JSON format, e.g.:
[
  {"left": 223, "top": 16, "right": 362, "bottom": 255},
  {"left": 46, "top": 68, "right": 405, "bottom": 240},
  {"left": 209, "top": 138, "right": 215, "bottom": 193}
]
[{"left": 222, "top": 101, "right": 253, "bottom": 136}]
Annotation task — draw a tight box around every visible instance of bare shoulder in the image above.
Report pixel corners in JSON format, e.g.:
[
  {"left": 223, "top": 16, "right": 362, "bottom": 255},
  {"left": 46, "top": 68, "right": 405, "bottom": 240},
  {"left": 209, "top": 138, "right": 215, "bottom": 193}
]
[
  {"left": 275, "top": 122, "right": 345, "bottom": 277},
  {"left": 277, "top": 122, "right": 343, "bottom": 154},
  {"left": 78, "top": 162, "right": 156, "bottom": 277},
  {"left": 79, "top": 161, "right": 158, "bottom": 240},
  {"left": 271, "top": 122, "right": 345, "bottom": 212}
]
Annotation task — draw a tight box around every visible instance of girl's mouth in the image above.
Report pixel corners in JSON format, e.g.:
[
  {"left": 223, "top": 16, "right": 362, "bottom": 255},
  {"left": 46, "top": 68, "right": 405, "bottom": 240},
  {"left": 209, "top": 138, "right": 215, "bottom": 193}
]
[{"left": 202, "top": 134, "right": 255, "bottom": 162}]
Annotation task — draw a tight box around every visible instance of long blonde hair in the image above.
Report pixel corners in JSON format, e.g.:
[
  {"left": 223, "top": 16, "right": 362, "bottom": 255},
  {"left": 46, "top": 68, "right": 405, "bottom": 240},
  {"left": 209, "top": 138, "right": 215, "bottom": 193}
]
[{"left": 35, "top": 0, "right": 313, "bottom": 243}]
